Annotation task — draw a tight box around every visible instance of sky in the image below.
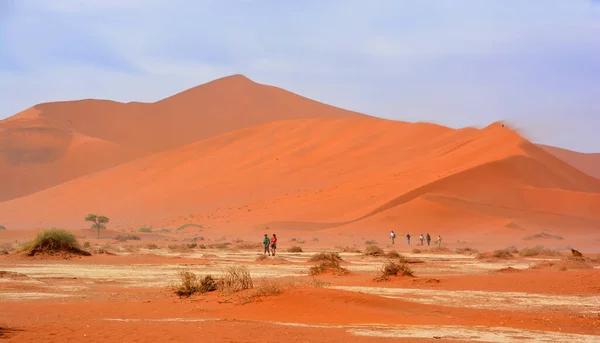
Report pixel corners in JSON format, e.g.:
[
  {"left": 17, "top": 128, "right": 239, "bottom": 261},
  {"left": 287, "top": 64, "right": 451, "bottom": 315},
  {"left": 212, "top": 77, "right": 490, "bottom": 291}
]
[{"left": 1, "top": 0, "right": 599, "bottom": 152}]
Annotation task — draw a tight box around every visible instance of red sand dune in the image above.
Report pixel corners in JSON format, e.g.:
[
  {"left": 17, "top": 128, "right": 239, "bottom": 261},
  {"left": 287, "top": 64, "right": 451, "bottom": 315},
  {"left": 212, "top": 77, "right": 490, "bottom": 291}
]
[
  {"left": 537, "top": 144, "right": 600, "bottom": 179},
  {"left": 0, "top": 112, "right": 599, "bottom": 242},
  {"left": 0, "top": 75, "right": 367, "bottom": 201}
]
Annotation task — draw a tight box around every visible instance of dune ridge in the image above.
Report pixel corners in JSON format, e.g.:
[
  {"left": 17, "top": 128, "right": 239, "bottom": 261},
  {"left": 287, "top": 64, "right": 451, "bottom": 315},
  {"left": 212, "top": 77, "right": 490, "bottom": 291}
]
[{"left": 0, "top": 116, "right": 598, "bottom": 238}]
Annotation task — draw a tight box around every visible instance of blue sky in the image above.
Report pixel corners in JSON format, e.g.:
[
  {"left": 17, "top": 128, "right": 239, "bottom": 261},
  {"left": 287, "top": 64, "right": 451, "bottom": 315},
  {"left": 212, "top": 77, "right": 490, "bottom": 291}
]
[{"left": 1, "top": 0, "right": 599, "bottom": 152}]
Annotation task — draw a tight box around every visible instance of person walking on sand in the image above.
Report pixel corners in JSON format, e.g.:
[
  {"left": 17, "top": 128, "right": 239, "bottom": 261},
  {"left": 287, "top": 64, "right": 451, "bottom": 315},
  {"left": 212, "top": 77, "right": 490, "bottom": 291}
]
[
  {"left": 390, "top": 230, "right": 396, "bottom": 244},
  {"left": 270, "top": 234, "right": 278, "bottom": 256},
  {"left": 426, "top": 233, "right": 431, "bottom": 246},
  {"left": 406, "top": 233, "right": 411, "bottom": 245},
  {"left": 263, "top": 234, "right": 271, "bottom": 256},
  {"left": 419, "top": 234, "right": 424, "bottom": 246},
  {"left": 436, "top": 235, "right": 442, "bottom": 248}
]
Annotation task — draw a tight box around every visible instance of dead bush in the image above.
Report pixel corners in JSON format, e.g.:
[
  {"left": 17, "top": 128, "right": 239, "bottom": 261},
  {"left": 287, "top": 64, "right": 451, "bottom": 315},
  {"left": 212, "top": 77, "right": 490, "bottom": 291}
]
[
  {"left": 287, "top": 246, "right": 303, "bottom": 253},
  {"left": 385, "top": 250, "right": 401, "bottom": 258},
  {"left": 412, "top": 248, "right": 422, "bottom": 254},
  {"left": 336, "top": 246, "right": 361, "bottom": 253},
  {"left": 364, "top": 240, "right": 377, "bottom": 245},
  {"left": 364, "top": 245, "right": 384, "bottom": 256},
  {"left": 236, "top": 243, "right": 262, "bottom": 250},
  {"left": 146, "top": 243, "right": 159, "bottom": 249},
  {"left": 168, "top": 244, "right": 191, "bottom": 253},
  {"left": 218, "top": 266, "right": 253, "bottom": 294},
  {"left": 375, "top": 260, "right": 414, "bottom": 281}
]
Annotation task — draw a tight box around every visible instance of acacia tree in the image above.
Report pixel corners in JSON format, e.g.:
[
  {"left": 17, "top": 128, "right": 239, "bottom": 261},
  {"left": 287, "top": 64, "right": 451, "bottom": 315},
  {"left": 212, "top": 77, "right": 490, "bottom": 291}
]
[{"left": 85, "top": 214, "right": 110, "bottom": 239}]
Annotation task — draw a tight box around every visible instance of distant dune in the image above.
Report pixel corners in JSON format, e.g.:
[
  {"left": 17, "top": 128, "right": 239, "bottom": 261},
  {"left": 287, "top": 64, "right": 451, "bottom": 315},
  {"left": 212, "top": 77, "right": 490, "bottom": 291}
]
[
  {"left": 0, "top": 75, "right": 367, "bottom": 201},
  {"left": 1, "top": 115, "right": 598, "bottom": 237},
  {"left": 537, "top": 144, "right": 600, "bottom": 180}
]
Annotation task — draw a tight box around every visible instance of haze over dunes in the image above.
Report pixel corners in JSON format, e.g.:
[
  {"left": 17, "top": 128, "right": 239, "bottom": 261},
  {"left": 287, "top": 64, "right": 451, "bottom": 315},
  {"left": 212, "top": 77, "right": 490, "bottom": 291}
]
[
  {"left": 0, "top": 76, "right": 598, "bottom": 242},
  {"left": 537, "top": 144, "right": 600, "bottom": 180},
  {"left": 0, "top": 75, "right": 367, "bottom": 201}
]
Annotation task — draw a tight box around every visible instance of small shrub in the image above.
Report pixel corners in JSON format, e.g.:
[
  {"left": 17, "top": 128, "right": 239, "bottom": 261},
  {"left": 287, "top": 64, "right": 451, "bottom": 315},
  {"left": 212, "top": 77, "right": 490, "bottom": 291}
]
[
  {"left": 365, "top": 240, "right": 377, "bottom": 245},
  {"left": 171, "top": 271, "right": 217, "bottom": 297},
  {"left": 218, "top": 266, "right": 253, "bottom": 294},
  {"left": 412, "top": 248, "right": 422, "bottom": 254},
  {"left": 309, "top": 260, "right": 348, "bottom": 276},
  {"left": 83, "top": 241, "right": 91, "bottom": 248},
  {"left": 287, "top": 246, "right": 303, "bottom": 253},
  {"left": 429, "top": 246, "right": 450, "bottom": 252},
  {"left": 289, "top": 237, "right": 297, "bottom": 242},
  {"left": 375, "top": 260, "right": 414, "bottom": 281},
  {"left": 213, "top": 243, "right": 229, "bottom": 249},
  {"left": 364, "top": 245, "right": 384, "bottom": 256},
  {"left": 256, "top": 254, "right": 267, "bottom": 261},
  {"left": 455, "top": 247, "right": 479, "bottom": 254},
  {"left": 0, "top": 225, "right": 6, "bottom": 230},
  {"left": 187, "top": 243, "right": 198, "bottom": 249},
  {"left": 493, "top": 249, "right": 514, "bottom": 259},
  {"left": 231, "top": 238, "right": 244, "bottom": 243},
  {"left": 312, "top": 237, "right": 319, "bottom": 242},
  {"left": 519, "top": 246, "right": 560, "bottom": 257},
  {"left": 20, "top": 229, "right": 90, "bottom": 256},
  {"left": 308, "top": 252, "right": 343, "bottom": 263},
  {"left": 506, "top": 246, "right": 519, "bottom": 254},
  {"left": 297, "top": 240, "right": 306, "bottom": 244},
  {"left": 337, "top": 246, "right": 361, "bottom": 253},
  {"left": 115, "top": 234, "right": 141, "bottom": 241},
  {"left": 168, "top": 244, "right": 191, "bottom": 252},
  {"left": 146, "top": 243, "right": 159, "bottom": 249},
  {"left": 138, "top": 227, "right": 152, "bottom": 233},
  {"left": 385, "top": 250, "right": 401, "bottom": 258}
]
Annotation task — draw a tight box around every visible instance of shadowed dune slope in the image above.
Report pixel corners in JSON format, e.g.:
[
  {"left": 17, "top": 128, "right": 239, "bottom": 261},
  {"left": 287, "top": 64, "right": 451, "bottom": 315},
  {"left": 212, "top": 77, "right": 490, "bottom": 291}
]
[
  {"left": 537, "top": 144, "right": 600, "bottom": 180},
  {"left": 0, "top": 75, "right": 368, "bottom": 201},
  {"left": 1, "top": 117, "right": 599, "bottom": 235}
]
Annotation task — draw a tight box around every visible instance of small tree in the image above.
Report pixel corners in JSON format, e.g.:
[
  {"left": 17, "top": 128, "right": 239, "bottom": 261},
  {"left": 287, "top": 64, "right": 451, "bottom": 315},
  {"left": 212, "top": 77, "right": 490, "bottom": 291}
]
[{"left": 85, "top": 214, "right": 110, "bottom": 239}]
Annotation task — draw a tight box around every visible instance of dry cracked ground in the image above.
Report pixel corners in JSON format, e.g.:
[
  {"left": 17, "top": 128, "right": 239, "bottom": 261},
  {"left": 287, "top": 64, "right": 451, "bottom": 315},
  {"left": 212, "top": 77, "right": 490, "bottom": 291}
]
[{"left": 2, "top": 245, "right": 600, "bottom": 342}]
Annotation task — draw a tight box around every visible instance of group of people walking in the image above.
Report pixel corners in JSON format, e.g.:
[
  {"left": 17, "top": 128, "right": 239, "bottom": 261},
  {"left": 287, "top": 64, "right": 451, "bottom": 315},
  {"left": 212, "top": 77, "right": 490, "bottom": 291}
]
[{"left": 389, "top": 231, "right": 442, "bottom": 247}]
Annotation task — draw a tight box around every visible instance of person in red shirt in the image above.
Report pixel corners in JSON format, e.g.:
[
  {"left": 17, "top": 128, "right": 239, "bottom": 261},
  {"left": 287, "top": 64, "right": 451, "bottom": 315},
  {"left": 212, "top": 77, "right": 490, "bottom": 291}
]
[{"left": 270, "top": 234, "right": 278, "bottom": 256}]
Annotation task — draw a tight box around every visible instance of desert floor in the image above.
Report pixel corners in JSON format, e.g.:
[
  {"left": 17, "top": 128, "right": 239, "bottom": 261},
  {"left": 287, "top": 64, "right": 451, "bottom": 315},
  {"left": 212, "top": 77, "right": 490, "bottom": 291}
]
[{"left": 1, "top": 232, "right": 600, "bottom": 343}]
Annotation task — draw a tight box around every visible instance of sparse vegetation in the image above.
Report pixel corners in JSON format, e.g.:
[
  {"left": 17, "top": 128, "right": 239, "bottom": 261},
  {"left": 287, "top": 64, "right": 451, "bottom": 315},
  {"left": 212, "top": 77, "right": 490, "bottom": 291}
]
[
  {"left": 0, "top": 225, "right": 6, "bottom": 230},
  {"left": 519, "top": 245, "right": 560, "bottom": 257},
  {"left": 213, "top": 243, "right": 229, "bottom": 249},
  {"left": 364, "top": 240, "right": 377, "bottom": 245},
  {"left": 364, "top": 245, "right": 384, "bottom": 256},
  {"left": 506, "top": 245, "right": 519, "bottom": 254},
  {"left": 85, "top": 214, "right": 110, "bottom": 239},
  {"left": 83, "top": 241, "right": 90, "bottom": 248},
  {"left": 375, "top": 260, "right": 414, "bottom": 281},
  {"left": 256, "top": 254, "right": 267, "bottom": 261},
  {"left": 523, "top": 232, "right": 564, "bottom": 241},
  {"left": 217, "top": 266, "right": 253, "bottom": 294},
  {"left": 429, "top": 246, "right": 450, "bottom": 252},
  {"left": 312, "top": 237, "right": 319, "bottom": 242},
  {"left": 171, "top": 271, "right": 217, "bottom": 297},
  {"left": 385, "top": 250, "right": 401, "bottom": 258},
  {"left": 309, "top": 259, "right": 349, "bottom": 276},
  {"left": 187, "top": 243, "right": 197, "bottom": 249},
  {"left": 308, "top": 252, "right": 343, "bottom": 263},
  {"left": 138, "top": 227, "right": 152, "bottom": 233},
  {"left": 455, "top": 247, "right": 479, "bottom": 255},
  {"left": 146, "top": 243, "right": 159, "bottom": 249},
  {"left": 176, "top": 224, "right": 203, "bottom": 231},
  {"left": 115, "top": 234, "right": 141, "bottom": 242},
  {"left": 412, "top": 248, "right": 422, "bottom": 254},
  {"left": 289, "top": 237, "right": 297, "bottom": 242},
  {"left": 20, "top": 229, "right": 91, "bottom": 256},
  {"left": 287, "top": 246, "right": 303, "bottom": 253},
  {"left": 336, "top": 246, "right": 361, "bottom": 253},
  {"left": 168, "top": 244, "right": 191, "bottom": 253},
  {"left": 236, "top": 243, "right": 262, "bottom": 250}
]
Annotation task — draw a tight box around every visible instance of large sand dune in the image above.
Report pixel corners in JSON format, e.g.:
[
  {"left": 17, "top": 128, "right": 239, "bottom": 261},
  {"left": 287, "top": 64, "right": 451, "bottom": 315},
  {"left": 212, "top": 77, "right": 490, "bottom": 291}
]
[
  {"left": 1, "top": 115, "right": 598, "bottom": 239},
  {"left": 537, "top": 144, "right": 600, "bottom": 179},
  {"left": 0, "top": 75, "right": 367, "bottom": 201}
]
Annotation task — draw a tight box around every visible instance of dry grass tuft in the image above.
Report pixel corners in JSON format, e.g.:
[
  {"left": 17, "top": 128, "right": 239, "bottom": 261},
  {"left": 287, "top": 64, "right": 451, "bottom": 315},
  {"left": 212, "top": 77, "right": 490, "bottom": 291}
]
[
  {"left": 308, "top": 252, "right": 343, "bottom": 263},
  {"left": 375, "top": 260, "right": 414, "bottom": 281},
  {"left": 171, "top": 271, "right": 218, "bottom": 297},
  {"left": 364, "top": 245, "right": 384, "bottom": 256},
  {"left": 455, "top": 247, "right": 479, "bottom": 255},
  {"left": 255, "top": 254, "right": 268, "bottom": 261},
  {"left": 236, "top": 243, "right": 262, "bottom": 250},
  {"left": 336, "top": 246, "right": 361, "bottom": 253},
  {"left": 168, "top": 244, "right": 192, "bottom": 253},
  {"left": 218, "top": 266, "right": 253, "bottom": 294},
  {"left": 287, "top": 246, "right": 303, "bottom": 253},
  {"left": 309, "top": 260, "right": 349, "bottom": 276},
  {"left": 146, "top": 243, "right": 159, "bottom": 249},
  {"left": 518, "top": 245, "right": 561, "bottom": 257}
]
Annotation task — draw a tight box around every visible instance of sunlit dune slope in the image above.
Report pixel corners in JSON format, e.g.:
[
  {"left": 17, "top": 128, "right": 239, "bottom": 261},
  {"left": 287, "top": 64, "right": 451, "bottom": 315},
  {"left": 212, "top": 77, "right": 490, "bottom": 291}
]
[
  {"left": 0, "top": 75, "right": 367, "bottom": 201},
  {"left": 537, "top": 144, "right": 600, "bottom": 180},
  {"left": 1, "top": 117, "right": 599, "bottom": 234}
]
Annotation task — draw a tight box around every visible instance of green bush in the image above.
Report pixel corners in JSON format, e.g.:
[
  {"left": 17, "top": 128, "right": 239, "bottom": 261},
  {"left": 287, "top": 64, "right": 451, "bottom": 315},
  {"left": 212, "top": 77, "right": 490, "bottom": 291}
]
[{"left": 20, "top": 229, "right": 90, "bottom": 256}]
